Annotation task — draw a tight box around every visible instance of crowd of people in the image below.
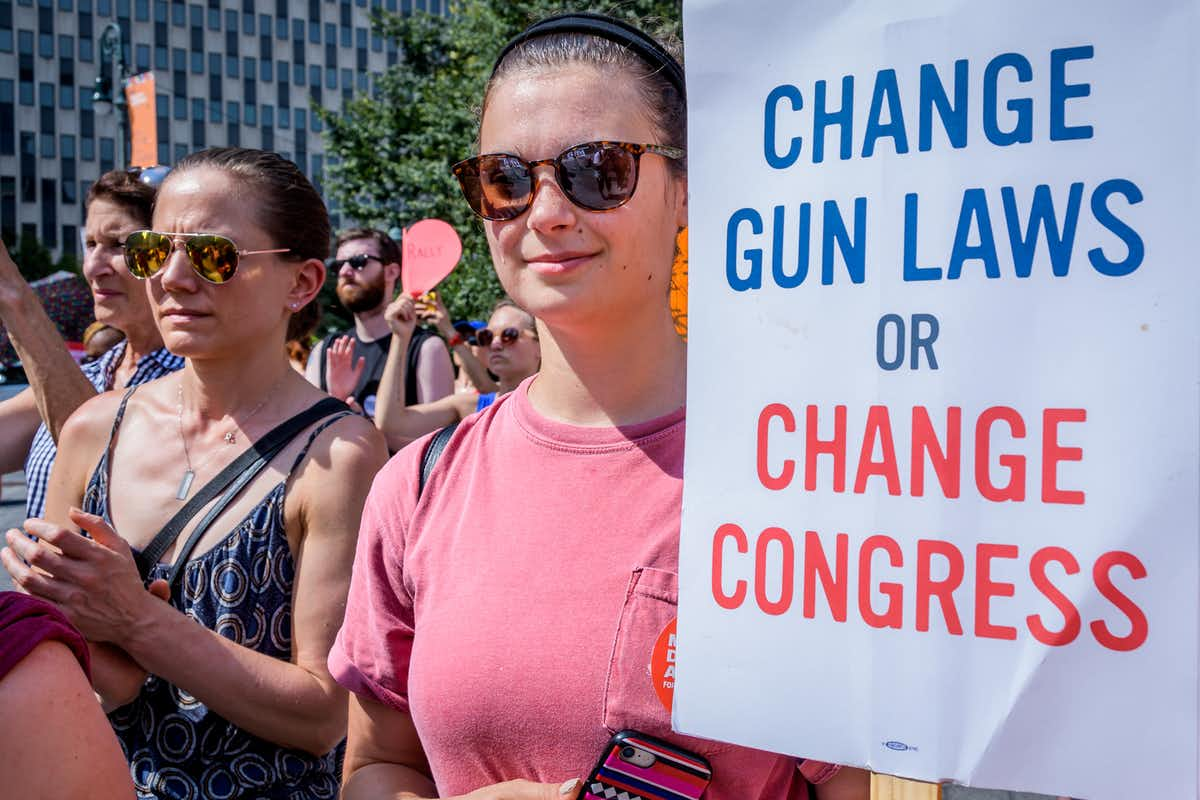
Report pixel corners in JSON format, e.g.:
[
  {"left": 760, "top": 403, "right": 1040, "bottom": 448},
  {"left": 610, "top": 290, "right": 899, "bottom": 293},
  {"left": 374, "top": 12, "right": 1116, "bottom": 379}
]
[{"left": 0, "top": 12, "right": 872, "bottom": 800}]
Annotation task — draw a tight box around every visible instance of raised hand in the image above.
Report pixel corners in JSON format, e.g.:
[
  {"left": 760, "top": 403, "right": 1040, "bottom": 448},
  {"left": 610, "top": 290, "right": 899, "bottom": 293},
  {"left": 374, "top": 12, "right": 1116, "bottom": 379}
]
[
  {"left": 326, "top": 335, "right": 366, "bottom": 402},
  {"left": 384, "top": 294, "right": 419, "bottom": 338},
  {"left": 416, "top": 292, "right": 455, "bottom": 338}
]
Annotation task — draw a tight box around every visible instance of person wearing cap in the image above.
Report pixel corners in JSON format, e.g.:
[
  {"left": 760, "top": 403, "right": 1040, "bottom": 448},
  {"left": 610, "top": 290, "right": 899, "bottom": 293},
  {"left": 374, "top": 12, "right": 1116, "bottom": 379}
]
[
  {"left": 0, "top": 168, "right": 183, "bottom": 520},
  {"left": 306, "top": 227, "right": 454, "bottom": 417}
]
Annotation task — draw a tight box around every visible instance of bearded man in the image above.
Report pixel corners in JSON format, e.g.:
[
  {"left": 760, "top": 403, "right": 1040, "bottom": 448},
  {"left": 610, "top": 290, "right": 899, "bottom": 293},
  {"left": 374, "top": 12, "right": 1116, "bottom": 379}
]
[{"left": 305, "top": 228, "right": 453, "bottom": 416}]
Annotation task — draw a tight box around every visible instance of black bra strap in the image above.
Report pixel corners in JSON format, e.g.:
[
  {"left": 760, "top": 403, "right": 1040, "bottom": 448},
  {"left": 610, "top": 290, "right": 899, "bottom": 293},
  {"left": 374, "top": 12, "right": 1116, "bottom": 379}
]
[{"left": 134, "top": 397, "right": 348, "bottom": 582}]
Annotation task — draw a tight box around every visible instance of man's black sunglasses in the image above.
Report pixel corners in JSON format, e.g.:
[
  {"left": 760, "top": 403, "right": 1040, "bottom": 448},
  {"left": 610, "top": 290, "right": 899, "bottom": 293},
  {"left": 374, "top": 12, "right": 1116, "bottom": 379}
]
[{"left": 325, "top": 253, "right": 380, "bottom": 271}]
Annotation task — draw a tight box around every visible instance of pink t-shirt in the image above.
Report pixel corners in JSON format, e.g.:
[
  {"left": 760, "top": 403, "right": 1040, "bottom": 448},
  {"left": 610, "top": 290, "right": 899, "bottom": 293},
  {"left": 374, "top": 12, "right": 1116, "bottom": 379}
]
[{"left": 330, "top": 379, "right": 823, "bottom": 798}]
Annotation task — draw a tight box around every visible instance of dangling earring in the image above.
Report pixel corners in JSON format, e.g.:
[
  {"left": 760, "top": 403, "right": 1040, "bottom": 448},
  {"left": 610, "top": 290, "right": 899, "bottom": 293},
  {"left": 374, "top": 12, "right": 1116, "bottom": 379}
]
[{"left": 669, "top": 226, "right": 688, "bottom": 342}]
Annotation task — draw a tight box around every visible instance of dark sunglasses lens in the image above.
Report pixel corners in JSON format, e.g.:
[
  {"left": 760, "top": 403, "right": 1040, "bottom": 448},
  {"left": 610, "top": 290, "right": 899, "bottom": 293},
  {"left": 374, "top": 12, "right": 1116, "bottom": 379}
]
[
  {"left": 560, "top": 143, "right": 638, "bottom": 210},
  {"left": 475, "top": 328, "right": 494, "bottom": 347},
  {"left": 349, "top": 254, "right": 371, "bottom": 270},
  {"left": 123, "top": 230, "right": 171, "bottom": 278},
  {"left": 501, "top": 327, "right": 520, "bottom": 345},
  {"left": 185, "top": 234, "right": 239, "bottom": 283},
  {"left": 474, "top": 155, "right": 533, "bottom": 221}
]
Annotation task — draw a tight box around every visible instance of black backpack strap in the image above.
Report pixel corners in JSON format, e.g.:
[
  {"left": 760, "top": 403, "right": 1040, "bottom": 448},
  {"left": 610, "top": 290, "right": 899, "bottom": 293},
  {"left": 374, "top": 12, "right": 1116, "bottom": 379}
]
[
  {"left": 134, "top": 397, "right": 348, "bottom": 581},
  {"left": 418, "top": 421, "right": 460, "bottom": 497}
]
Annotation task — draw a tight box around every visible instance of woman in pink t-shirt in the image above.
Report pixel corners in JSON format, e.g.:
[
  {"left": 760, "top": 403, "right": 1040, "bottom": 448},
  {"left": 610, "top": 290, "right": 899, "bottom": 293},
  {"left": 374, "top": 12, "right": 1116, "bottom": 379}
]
[{"left": 331, "top": 12, "right": 869, "bottom": 800}]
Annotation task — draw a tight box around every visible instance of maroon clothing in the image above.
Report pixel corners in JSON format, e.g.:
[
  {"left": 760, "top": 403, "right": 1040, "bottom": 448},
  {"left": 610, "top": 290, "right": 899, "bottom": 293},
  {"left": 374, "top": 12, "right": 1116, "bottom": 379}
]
[{"left": 0, "top": 592, "right": 90, "bottom": 681}]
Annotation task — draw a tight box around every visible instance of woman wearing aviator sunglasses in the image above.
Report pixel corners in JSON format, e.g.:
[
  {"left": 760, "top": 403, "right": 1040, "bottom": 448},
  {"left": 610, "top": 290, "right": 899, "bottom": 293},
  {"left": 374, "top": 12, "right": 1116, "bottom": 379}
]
[
  {"left": 3, "top": 147, "right": 387, "bottom": 799},
  {"left": 332, "top": 12, "right": 867, "bottom": 800},
  {"left": 370, "top": 294, "right": 541, "bottom": 451}
]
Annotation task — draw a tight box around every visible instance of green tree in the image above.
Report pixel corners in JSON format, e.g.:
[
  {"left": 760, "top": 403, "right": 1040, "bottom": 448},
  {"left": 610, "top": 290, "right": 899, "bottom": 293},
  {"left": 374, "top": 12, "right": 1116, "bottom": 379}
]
[
  {"left": 316, "top": 0, "right": 681, "bottom": 323},
  {"left": 13, "top": 234, "right": 56, "bottom": 282}
]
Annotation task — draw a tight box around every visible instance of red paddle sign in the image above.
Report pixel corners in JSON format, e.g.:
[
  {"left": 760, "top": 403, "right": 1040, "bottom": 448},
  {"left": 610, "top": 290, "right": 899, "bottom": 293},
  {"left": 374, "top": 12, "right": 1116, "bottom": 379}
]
[{"left": 401, "top": 218, "right": 463, "bottom": 296}]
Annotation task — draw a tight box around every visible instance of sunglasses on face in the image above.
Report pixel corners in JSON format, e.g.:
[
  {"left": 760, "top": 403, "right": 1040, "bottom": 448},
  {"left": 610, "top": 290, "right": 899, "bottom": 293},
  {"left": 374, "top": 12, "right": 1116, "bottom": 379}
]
[
  {"left": 123, "top": 230, "right": 290, "bottom": 284},
  {"left": 452, "top": 140, "right": 685, "bottom": 221},
  {"left": 475, "top": 326, "right": 525, "bottom": 348},
  {"left": 325, "top": 253, "right": 381, "bottom": 271}
]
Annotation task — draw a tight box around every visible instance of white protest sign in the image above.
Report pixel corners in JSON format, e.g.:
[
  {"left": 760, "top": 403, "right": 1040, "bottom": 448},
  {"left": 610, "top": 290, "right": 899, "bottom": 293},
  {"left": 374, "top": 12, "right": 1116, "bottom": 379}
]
[{"left": 674, "top": 3, "right": 1198, "bottom": 799}]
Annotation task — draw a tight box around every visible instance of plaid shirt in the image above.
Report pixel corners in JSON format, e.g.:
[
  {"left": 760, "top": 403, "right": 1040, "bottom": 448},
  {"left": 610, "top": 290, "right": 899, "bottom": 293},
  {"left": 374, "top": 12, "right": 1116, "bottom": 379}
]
[{"left": 23, "top": 341, "right": 184, "bottom": 519}]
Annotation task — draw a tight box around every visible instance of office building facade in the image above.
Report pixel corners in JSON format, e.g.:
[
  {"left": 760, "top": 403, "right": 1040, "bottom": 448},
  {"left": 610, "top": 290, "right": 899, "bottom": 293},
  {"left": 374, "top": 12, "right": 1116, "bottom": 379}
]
[{"left": 0, "top": 0, "right": 443, "bottom": 259}]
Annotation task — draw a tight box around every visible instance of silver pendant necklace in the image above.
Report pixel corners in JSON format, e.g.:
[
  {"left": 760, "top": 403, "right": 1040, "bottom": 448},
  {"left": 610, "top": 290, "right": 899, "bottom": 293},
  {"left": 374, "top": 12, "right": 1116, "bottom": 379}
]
[{"left": 175, "top": 376, "right": 284, "bottom": 500}]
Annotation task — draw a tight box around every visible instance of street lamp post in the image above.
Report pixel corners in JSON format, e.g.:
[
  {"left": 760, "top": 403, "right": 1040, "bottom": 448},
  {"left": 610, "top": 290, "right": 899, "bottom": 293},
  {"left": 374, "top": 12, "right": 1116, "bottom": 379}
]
[{"left": 92, "top": 23, "right": 128, "bottom": 170}]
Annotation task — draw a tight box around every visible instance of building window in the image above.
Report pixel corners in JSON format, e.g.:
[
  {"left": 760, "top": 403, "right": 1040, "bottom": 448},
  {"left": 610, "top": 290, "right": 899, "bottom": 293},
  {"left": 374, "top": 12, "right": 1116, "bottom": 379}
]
[
  {"left": 292, "top": 62, "right": 303, "bottom": 84},
  {"left": 135, "top": 0, "right": 148, "bottom": 20},
  {"left": 294, "top": 108, "right": 305, "bottom": 130},
  {"left": 205, "top": 5, "right": 217, "bottom": 30},
  {"left": 225, "top": 27, "right": 237, "bottom": 56},
  {"left": 242, "top": 56, "right": 255, "bottom": 79},
  {"left": 324, "top": 22, "right": 334, "bottom": 45},
  {"left": 278, "top": 108, "right": 288, "bottom": 129},
  {"left": 171, "top": 0, "right": 183, "bottom": 26},
  {"left": 260, "top": 125, "right": 272, "bottom": 150},
  {"left": 136, "top": 43, "right": 150, "bottom": 72},
  {"left": 157, "top": 141, "right": 168, "bottom": 164},
  {"left": 154, "top": 0, "right": 165, "bottom": 22},
  {"left": 0, "top": 79, "right": 13, "bottom": 154},
  {"left": 242, "top": 7, "right": 253, "bottom": 33},
  {"left": 261, "top": 104, "right": 273, "bottom": 126},
  {"left": 62, "top": 225, "right": 77, "bottom": 256},
  {"left": 324, "top": 65, "right": 335, "bottom": 89},
  {"left": 188, "top": 2, "right": 200, "bottom": 25},
  {"left": 225, "top": 100, "right": 239, "bottom": 123},
  {"left": 243, "top": 102, "right": 255, "bottom": 125},
  {"left": 225, "top": 54, "right": 238, "bottom": 77},
  {"left": 41, "top": 179, "right": 57, "bottom": 245},
  {"left": 259, "top": 30, "right": 271, "bottom": 61},
  {"left": 275, "top": 15, "right": 286, "bottom": 40},
  {"left": 276, "top": 59, "right": 288, "bottom": 85},
  {"left": 20, "top": 131, "right": 35, "bottom": 201},
  {"left": 226, "top": 122, "right": 239, "bottom": 146},
  {"left": 174, "top": 142, "right": 186, "bottom": 163},
  {"left": 308, "top": 64, "right": 319, "bottom": 87},
  {"left": 223, "top": 8, "right": 235, "bottom": 31},
  {"left": 260, "top": 58, "right": 272, "bottom": 82},
  {"left": 243, "top": 75, "right": 256, "bottom": 105},
  {"left": 2, "top": 177, "right": 19, "bottom": 244},
  {"left": 99, "top": 136, "right": 114, "bottom": 173},
  {"left": 276, "top": 80, "right": 287, "bottom": 107}
]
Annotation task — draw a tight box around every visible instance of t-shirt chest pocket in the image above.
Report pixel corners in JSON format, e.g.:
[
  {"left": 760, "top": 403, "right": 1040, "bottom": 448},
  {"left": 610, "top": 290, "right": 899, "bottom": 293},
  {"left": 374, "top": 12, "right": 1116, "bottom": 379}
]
[{"left": 602, "top": 566, "right": 734, "bottom": 757}]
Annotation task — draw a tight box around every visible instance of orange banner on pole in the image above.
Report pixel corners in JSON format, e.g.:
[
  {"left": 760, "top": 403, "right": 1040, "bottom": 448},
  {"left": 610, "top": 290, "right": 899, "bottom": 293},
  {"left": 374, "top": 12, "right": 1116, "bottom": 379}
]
[{"left": 124, "top": 72, "right": 157, "bottom": 168}]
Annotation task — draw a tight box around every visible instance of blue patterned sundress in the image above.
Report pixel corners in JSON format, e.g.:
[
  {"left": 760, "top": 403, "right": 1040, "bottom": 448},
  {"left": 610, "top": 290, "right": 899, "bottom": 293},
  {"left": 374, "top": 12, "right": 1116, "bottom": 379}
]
[{"left": 83, "top": 388, "right": 348, "bottom": 800}]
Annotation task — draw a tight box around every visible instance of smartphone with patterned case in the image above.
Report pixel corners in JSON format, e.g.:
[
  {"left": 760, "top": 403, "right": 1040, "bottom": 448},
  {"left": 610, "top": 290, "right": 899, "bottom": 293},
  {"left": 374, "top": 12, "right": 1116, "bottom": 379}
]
[{"left": 582, "top": 730, "right": 712, "bottom": 800}]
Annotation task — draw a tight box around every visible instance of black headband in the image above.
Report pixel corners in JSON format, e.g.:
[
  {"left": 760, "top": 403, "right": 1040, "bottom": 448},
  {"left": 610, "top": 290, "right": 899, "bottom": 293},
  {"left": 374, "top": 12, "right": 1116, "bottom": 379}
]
[{"left": 491, "top": 11, "right": 686, "bottom": 100}]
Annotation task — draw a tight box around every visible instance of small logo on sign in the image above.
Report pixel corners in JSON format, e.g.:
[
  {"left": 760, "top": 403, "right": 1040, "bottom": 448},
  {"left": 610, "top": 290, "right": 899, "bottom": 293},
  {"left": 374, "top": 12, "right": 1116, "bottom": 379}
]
[{"left": 884, "top": 740, "right": 917, "bottom": 752}]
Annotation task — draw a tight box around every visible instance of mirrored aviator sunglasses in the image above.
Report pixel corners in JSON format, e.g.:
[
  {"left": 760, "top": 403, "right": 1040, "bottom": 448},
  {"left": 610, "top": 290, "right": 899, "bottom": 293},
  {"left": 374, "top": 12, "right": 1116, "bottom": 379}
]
[
  {"left": 123, "top": 230, "right": 290, "bottom": 284},
  {"left": 452, "top": 140, "right": 685, "bottom": 221}
]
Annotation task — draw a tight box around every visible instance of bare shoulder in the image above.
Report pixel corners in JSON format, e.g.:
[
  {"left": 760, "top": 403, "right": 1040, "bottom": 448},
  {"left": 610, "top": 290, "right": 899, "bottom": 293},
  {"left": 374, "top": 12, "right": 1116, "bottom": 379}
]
[
  {"left": 295, "top": 410, "right": 389, "bottom": 487},
  {"left": 417, "top": 335, "right": 447, "bottom": 355},
  {"left": 57, "top": 389, "right": 135, "bottom": 459}
]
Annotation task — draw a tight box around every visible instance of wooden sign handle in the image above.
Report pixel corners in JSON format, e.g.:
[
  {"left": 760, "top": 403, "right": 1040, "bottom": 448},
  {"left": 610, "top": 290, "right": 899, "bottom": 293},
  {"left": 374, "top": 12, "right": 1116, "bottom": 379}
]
[{"left": 871, "top": 774, "right": 941, "bottom": 800}]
